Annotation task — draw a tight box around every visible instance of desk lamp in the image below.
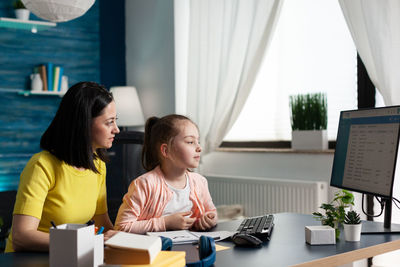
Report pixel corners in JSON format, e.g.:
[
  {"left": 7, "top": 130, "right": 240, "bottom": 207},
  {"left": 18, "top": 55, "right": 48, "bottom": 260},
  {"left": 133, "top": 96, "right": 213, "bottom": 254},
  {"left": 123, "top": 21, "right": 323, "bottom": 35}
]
[{"left": 110, "top": 86, "right": 144, "bottom": 130}]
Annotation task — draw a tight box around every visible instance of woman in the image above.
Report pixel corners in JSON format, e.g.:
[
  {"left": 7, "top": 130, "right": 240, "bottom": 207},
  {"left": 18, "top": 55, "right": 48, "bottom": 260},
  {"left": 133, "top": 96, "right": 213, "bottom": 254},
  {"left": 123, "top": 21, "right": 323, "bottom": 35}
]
[{"left": 5, "top": 82, "right": 120, "bottom": 252}]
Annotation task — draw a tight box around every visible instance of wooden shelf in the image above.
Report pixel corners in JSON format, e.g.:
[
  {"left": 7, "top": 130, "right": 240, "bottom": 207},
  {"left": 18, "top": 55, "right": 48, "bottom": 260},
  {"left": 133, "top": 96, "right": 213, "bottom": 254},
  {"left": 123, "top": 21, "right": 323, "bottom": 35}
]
[
  {"left": 0, "top": 17, "right": 56, "bottom": 33},
  {"left": 18, "top": 90, "right": 64, "bottom": 97}
]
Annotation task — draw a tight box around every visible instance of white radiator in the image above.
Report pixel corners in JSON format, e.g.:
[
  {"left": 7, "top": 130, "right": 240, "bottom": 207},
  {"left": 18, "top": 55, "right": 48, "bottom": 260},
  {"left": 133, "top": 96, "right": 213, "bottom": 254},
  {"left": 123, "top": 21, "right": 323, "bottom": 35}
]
[{"left": 206, "top": 174, "right": 328, "bottom": 217}]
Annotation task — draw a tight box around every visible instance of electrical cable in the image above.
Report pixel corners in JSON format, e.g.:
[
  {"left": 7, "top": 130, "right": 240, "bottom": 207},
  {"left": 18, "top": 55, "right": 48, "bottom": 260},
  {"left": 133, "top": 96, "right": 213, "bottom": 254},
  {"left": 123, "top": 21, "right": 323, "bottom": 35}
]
[
  {"left": 361, "top": 193, "right": 384, "bottom": 217},
  {"left": 392, "top": 196, "right": 400, "bottom": 210}
]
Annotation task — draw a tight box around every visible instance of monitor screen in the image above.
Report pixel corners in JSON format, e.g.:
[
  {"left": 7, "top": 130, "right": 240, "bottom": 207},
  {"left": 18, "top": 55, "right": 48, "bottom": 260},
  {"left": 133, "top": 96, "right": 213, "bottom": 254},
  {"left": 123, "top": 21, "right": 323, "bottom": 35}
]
[{"left": 331, "top": 106, "right": 400, "bottom": 198}]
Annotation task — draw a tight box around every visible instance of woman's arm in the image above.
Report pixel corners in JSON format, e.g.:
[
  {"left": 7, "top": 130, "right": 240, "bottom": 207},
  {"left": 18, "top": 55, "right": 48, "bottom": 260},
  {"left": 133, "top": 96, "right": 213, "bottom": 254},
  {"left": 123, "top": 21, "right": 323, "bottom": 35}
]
[
  {"left": 12, "top": 214, "right": 49, "bottom": 252},
  {"left": 92, "top": 213, "right": 118, "bottom": 241}
]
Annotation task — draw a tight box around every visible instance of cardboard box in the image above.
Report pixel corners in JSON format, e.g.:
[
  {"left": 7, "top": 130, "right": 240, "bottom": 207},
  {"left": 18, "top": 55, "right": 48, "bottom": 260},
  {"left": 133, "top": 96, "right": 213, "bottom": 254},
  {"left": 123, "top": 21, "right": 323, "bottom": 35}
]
[
  {"left": 305, "top": 225, "right": 336, "bottom": 245},
  {"left": 50, "top": 223, "right": 99, "bottom": 267}
]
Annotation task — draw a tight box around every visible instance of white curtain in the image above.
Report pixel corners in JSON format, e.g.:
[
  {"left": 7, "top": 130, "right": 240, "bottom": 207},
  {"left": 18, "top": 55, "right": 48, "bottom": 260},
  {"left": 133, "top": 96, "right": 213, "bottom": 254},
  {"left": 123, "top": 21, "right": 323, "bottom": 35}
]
[
  {"left": 339, "top": 0, "right": 400, "bottom": 105},
  {"left": 339, "top": 2, "right": 400, "bottom": 265},
  {"left": 184, "top": 0, "right": 283, "bottom": 155}
]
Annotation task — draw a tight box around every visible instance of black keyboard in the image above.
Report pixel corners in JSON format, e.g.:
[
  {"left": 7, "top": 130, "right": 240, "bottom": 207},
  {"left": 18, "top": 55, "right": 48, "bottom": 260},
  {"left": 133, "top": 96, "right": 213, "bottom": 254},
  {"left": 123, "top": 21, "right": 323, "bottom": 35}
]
[{"left": 236, "top": 214, "right": 274, "bottom": 240}]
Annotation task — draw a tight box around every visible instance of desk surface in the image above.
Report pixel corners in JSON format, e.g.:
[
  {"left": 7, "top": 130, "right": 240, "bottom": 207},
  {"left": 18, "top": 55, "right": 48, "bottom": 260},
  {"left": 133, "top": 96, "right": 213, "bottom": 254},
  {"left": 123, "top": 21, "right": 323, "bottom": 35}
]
[
  {"left": 2, "top": 213, "right": 400, "bottom": 267},
  {"left": 209, "top": 213, "right": 400, "bottom": 266}
]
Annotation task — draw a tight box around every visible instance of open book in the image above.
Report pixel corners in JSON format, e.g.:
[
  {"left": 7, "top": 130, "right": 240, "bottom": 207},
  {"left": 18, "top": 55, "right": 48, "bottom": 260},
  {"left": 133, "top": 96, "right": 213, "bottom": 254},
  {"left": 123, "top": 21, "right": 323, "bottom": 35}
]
[{"left": 147, "top": 230, "right": 234, "bottom": 244}]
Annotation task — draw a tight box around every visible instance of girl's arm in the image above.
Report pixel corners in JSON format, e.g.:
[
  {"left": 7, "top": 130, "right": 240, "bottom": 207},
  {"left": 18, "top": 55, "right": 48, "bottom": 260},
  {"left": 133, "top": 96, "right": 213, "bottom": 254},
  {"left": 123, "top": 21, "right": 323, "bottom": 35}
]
[
  {"left": 192, "top": 176, "right": 218, "bottom": 231},
  {"left": 114, "top": 201, "right": 167, "bottom": 234},
  {"left": 12, "top": 214, "right": 49, "bottom": 252}
]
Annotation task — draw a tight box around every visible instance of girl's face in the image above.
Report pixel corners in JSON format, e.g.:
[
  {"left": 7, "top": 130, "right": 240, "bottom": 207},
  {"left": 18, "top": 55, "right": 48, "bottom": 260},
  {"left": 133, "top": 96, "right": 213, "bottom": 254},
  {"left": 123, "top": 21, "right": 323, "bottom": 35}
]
[
  {"left": 91, "top": 101, "right": 120, "bottom": 150},
  {"left": 166, "top": 120, "right": 202, "bottom": 169}
]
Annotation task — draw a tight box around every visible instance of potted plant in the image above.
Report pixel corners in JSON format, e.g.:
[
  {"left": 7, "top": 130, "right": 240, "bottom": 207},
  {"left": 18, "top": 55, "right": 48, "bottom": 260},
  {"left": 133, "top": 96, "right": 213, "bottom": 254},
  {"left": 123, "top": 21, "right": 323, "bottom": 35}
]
[
  {"left": 13, "top": 0, "right": 30, "bottom": 21},
  {"left": 343, "top": 210, "right": 362, "bottom": 242},
  {"left": 289, "top": 92, "right": 328, "bottom": 150},
  {"left": 312, "top": 189, "right": 354, "bottom": 239}
]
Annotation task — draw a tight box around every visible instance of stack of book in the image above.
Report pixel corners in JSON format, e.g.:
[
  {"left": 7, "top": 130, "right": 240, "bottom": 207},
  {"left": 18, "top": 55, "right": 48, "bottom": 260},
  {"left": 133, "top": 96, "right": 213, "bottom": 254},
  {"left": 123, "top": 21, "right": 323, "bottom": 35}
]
[
  {"left": 33, "top": 62, "right": 64, "bottom": 92},
  {"left": 103, "top": 232, "right": 185, "bottom": 267}
]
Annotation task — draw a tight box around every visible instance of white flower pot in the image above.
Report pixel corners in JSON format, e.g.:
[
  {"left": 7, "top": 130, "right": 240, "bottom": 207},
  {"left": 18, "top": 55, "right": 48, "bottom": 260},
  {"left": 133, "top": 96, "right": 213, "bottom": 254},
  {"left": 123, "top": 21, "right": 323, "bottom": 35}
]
[
  {"left": 344, "top": 223, "right": 362, "bottom": 242},
  {"left": 291, "top": 130, "right": 328, "bottom": 150},
  {"left": 15, "top": 9, "right": 30, "bottom": 21}
]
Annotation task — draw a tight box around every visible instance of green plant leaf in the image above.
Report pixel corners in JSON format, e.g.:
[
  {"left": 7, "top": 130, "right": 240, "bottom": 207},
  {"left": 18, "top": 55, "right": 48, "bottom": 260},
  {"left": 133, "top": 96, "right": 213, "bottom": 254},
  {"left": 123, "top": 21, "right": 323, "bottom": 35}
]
[{"left": 289, "top": 92, "right": 327, "bottom": 130}]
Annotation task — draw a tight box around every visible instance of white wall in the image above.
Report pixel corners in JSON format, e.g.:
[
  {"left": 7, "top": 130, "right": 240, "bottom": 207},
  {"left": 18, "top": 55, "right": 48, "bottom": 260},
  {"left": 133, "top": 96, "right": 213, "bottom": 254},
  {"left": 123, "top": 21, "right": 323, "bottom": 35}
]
[
  {"left": 125, "top": 0, "right": 176, "bottom": 118},
  {"left": 201, "top": 151, "right": 334, "bottom": 183}
]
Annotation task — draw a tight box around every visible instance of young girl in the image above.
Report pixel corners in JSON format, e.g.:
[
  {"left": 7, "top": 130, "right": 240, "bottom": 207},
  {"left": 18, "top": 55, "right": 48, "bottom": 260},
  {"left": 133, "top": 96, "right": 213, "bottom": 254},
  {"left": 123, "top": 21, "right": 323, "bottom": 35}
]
[{"left": 114, "top": 114, "right": 217, "bottom": 234}]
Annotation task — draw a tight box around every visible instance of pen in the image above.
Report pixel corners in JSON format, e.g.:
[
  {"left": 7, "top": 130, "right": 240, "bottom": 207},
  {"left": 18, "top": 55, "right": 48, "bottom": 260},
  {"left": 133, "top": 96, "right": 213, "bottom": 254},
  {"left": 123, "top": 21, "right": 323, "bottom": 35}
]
[
  {"left": 50, "top": 221, "right": 57, "bottom": 229},
  {"left": 86, "top": 219, "right": 95, "bottom": 226},
  {"left": 97, "top": 226, "right": 104, "bottom": 235}
]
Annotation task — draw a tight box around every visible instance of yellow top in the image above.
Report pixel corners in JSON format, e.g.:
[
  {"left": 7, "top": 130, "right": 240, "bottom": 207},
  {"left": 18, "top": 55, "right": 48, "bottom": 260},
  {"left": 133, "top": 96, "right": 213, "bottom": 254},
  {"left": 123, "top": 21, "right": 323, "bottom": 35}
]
[{"left": 5, "top": 150, "right": 107, "bottom": 252}]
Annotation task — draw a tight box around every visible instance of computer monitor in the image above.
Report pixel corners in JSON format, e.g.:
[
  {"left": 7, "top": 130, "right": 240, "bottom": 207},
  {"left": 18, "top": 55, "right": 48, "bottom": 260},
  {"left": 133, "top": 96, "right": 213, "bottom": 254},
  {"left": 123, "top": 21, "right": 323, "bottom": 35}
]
[{"left": 330, "top": 106, "right": 400, "bottom": 234}]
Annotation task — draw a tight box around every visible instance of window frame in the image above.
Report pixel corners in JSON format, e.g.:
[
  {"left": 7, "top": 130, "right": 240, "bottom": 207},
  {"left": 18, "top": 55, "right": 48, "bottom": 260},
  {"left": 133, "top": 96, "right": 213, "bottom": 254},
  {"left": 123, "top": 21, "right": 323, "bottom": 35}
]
[{"left": 219, "top": 54, "right": 375, "bottom": 150}]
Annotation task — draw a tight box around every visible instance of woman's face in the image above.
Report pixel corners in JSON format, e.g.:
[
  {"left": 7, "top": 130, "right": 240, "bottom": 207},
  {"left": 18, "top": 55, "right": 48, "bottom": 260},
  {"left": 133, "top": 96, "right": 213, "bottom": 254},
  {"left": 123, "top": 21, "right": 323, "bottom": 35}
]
[{"left": 91, "top": 101, "right": 119, "bottom": 150}]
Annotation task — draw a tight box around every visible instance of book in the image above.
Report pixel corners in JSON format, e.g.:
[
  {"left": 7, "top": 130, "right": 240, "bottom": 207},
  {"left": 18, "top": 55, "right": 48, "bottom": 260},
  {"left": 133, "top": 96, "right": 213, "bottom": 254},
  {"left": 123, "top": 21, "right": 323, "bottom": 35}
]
[
  {"left": 104, "top": 232, "right": 162, "bottom": 264},
  {"left": 46, "top": 62, "right": 53, "bottom": 91},
  {"left": 147, "top": 230, "right": 233, "bottom": 244},
  {"left": 57, "top": 67, "right": 63, "bottom": 91},
  {"left": 101, "top": 250, "right": 185, "bottom": 267},
  {"left": 53, "top": 66, "right": 60, "bottom": 92},
  {"left": 38, "top": 65, "right": 48, "bottom": 91}
]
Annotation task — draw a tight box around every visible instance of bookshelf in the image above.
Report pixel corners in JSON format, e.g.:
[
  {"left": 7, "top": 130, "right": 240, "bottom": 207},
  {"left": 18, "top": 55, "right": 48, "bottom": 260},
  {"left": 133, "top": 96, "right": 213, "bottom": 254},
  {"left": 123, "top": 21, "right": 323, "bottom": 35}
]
[
  {"left": 18, "top": 90, "right": 64, "bottom": 97},
  {"left": 0, "top": 17, "right": 56, "bottom": 33}
]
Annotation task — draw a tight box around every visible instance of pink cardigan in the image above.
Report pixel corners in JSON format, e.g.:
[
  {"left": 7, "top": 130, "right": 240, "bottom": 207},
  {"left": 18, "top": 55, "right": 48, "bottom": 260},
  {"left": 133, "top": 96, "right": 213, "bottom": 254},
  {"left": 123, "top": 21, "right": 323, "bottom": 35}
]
[{"left": 114, "top": 166, "right": 217, "bottom": 234}]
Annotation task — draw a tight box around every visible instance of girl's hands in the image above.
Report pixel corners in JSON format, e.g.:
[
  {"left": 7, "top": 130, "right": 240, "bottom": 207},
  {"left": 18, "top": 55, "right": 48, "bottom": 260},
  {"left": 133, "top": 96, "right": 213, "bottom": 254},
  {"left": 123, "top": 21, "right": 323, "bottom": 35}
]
[
  {"left": 164, "top": 211, "right": 196, "bottom": 230},
  {"left": 192, "top": 211, "right": 217, "bottom": 231}
]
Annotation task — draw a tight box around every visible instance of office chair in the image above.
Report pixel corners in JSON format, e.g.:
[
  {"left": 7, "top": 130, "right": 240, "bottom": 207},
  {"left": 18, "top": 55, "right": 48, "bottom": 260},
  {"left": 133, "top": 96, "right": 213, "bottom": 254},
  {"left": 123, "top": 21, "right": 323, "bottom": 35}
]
[
  {"left": 106, "top": 131, "right": 146, "bottom": 223},
  {"left": 0, "top": 190, "right": 17, "bottom": 252}
]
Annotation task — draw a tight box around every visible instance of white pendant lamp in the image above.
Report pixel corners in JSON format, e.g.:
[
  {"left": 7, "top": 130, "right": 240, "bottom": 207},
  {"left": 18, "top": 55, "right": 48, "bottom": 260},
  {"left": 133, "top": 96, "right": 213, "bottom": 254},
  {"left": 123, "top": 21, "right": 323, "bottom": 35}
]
[{"left": 21, "top": 0, "right": 95, "bottom": 22}]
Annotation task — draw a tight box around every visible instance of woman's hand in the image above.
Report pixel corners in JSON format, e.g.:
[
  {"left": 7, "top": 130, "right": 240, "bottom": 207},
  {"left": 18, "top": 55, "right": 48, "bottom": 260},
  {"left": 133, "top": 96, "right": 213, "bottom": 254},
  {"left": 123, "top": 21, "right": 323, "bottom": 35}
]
[
  {"left": 192, "top": 211, "right": 217, "bottom": 231},
  {"left": 103, "top": 229, "right": 119, "bottom": 241},
  {"left": 164, "top": 211, "right": 196, "bottom": 230}
]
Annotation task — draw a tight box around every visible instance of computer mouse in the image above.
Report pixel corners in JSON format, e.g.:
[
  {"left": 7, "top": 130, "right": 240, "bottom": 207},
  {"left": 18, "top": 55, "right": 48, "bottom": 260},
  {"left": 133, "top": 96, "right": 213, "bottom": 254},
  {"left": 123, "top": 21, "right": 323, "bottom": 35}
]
[{"left": 232, "top": 233, "right": 263, "bottom": 247}]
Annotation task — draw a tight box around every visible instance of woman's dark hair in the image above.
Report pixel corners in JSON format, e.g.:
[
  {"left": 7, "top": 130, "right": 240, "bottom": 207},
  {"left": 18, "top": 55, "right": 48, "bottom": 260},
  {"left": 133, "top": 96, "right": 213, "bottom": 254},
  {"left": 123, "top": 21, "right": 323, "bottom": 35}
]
[
  {"left": 40, "top": 81, "right": 114, "bottom": 173},
  {"left": 142, "top": 114, "right": 195, "bottom": 171}
]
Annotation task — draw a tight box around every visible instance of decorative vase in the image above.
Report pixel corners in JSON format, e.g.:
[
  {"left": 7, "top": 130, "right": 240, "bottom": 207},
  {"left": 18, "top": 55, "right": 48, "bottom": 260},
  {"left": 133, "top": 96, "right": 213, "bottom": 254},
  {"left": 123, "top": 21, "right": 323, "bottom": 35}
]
[
  {"left": 344, "top": 223, "right": 362, "bottom": 242},
  {"left": 30, "top": 73, "right": 43, "bottom": 92},
  {"left": 61, "top": 75, "right": 68, "bottom": 92},
  {"left": 15, "top": 8, "right": 30, "bottom": 20},
  {"left": 291, "top": 130, "right": 328, "bottom": 150}
]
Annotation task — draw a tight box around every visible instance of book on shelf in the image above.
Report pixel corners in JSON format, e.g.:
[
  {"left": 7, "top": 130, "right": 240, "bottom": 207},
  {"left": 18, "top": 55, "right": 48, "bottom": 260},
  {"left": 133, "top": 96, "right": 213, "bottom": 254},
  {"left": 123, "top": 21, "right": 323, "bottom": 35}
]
[
  {"left": 53, "top": 66, "right": 60, "bottom": 91},
  {"left": 38, "top": 64, "right": 48, "bottom": 91},
  {"left": 104, "top": 232, "right": 162, "bottom": 265},
  {"left": 57, "top": 66, "right": 63, "bottom": 91},
  {"left": 46, "top": 62, "right": 53, "bottom": 91}
]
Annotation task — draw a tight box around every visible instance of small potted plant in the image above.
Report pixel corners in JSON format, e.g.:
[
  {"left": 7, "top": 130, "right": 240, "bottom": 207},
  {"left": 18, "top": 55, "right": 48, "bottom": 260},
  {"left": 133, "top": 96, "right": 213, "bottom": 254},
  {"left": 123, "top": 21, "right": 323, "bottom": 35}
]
[
  {"left": 343, "top": 210, "right": 362, "bottom": 242},
  {"left": 13, "top": 0, "right": 30, "bottom": 21},
  {"left": 289, "top": 92, "right": 328, "bottom": 150},
  {"left": 312, "top": 189, "right": 354, "bottom": 239}
]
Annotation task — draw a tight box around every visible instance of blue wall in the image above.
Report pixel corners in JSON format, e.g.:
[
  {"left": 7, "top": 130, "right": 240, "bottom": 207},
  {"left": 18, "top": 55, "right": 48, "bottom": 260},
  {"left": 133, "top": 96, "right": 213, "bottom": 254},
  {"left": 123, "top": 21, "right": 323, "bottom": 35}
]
[{"left": 0, "top": 2, "right": 101, "bottom": 191}]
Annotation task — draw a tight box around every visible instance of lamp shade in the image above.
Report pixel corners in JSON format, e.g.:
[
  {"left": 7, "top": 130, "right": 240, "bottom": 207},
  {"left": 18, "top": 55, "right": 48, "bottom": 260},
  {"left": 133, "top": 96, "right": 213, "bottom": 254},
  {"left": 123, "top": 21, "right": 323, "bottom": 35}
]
[
  {"left": 21, "top": 0, "right": 95, "bottom": 22},
  {"left": 110, "top": 86, "right": 145, "bottom": 127}
]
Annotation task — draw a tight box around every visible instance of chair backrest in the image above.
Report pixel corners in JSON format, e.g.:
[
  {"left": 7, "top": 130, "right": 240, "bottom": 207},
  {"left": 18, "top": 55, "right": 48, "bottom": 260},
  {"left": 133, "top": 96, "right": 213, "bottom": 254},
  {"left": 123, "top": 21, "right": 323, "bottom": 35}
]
[
  {"left": 106, "top": 131, "right": 146, "bottom": 224},
  {"left": 0, "top": 190, "right": 17, "bottom": 251}
]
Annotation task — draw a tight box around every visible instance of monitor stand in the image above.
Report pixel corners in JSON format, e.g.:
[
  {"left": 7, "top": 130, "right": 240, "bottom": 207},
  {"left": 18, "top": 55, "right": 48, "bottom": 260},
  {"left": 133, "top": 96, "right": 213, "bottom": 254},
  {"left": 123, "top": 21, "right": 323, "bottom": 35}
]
[{"left": 362, "top": 198, "right": 400, "bottom": 234}]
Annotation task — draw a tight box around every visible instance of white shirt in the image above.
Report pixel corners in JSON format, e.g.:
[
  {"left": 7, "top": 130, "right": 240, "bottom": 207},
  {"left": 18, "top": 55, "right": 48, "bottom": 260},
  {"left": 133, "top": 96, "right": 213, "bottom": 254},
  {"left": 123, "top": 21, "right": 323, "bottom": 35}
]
[{"left": 162, "top": 174, "right": 193, "bottom": 216}]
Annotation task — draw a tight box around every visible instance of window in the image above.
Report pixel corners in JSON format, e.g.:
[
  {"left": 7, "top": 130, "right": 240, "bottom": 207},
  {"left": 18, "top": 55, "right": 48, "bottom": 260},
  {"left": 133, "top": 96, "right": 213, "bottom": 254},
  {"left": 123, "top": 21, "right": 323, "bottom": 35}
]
[{"left": 224, "top": 0, "right": 357, "bottom": 142}]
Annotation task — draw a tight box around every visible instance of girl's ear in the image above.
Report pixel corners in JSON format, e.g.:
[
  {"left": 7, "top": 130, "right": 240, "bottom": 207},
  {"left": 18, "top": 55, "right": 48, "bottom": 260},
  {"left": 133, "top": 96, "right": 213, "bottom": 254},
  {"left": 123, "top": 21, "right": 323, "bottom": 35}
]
[{"left": 160, "top": 143, "right": 168, "bottom": 158}]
